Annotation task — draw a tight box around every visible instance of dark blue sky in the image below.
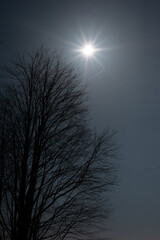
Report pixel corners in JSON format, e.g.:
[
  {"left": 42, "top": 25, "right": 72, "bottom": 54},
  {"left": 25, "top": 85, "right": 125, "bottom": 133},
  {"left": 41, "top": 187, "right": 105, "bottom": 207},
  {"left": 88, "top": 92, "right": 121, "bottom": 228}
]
[{"left": 1, "top": 1, "right": 160, "bottom": 240}]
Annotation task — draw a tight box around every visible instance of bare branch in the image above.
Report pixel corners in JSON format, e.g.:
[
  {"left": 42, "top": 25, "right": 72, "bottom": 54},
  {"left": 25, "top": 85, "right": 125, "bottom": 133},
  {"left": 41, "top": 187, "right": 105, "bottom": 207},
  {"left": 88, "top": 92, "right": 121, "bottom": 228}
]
[{"left": 0, "top": 47, "right": 118, "bottom": 240}]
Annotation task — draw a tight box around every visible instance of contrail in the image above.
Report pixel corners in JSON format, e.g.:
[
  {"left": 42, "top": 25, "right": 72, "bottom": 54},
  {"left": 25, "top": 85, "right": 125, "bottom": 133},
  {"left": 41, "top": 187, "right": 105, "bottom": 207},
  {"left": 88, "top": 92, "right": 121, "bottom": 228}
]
[{"left": 88, "top": 68, "right": 104, "bottom": 81}]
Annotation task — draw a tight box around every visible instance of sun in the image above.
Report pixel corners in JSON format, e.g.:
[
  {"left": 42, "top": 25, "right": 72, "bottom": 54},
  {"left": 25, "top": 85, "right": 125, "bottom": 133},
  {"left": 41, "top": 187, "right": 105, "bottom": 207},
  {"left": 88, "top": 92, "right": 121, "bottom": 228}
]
[
  {"left": 72, "top": 34, "right": 104, "bottom": 63},
  {"left": 81, "top": 44, "right": 95, "bottom": 57}
]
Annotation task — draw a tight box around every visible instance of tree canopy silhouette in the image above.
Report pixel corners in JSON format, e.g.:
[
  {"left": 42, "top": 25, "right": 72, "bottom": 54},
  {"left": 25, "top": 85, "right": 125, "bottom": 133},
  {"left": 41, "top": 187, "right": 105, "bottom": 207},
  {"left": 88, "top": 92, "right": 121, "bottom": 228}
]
[{"left": 0, "top": 47, "right": 118, "bottom": 240}]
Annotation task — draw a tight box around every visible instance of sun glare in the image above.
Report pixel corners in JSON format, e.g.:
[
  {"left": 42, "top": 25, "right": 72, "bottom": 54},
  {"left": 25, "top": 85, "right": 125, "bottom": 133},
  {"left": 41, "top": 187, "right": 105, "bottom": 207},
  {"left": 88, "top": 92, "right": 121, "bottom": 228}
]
[
  {"left": 73, "top": 33, "right": 105, "bottom": 63},
  {"left": 81, "top": 44, "right": 95, "bottom": 57}
]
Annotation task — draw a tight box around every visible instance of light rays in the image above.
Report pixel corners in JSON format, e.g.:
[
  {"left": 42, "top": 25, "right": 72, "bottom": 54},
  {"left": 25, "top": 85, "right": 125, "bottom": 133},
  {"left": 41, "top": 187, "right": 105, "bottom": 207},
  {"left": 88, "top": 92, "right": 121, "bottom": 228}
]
[{"left": 81, "top": 44, "right": 95, "bottom": 57}]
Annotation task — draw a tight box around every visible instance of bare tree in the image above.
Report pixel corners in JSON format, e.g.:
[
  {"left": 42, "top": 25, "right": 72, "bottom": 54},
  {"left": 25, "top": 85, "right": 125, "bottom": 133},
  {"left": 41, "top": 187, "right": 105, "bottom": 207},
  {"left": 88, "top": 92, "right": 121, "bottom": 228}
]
[{"left": 0, "top": 47, "right": 118, "bottom": 240}]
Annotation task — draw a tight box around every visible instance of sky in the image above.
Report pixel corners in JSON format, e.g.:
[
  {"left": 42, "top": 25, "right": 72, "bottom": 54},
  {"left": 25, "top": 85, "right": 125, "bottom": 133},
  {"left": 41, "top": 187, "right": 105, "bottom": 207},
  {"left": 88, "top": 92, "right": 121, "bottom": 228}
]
[{"left": 1, "top": 1, "right": 160, "bottom": 240}]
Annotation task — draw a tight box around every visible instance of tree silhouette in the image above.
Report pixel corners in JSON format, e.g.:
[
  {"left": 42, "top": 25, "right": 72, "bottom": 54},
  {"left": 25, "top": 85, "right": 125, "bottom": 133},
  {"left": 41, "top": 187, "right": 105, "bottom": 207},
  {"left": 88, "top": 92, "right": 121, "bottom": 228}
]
[{"left": 0, "top": 47, "right": 118, "bottom": 240}]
